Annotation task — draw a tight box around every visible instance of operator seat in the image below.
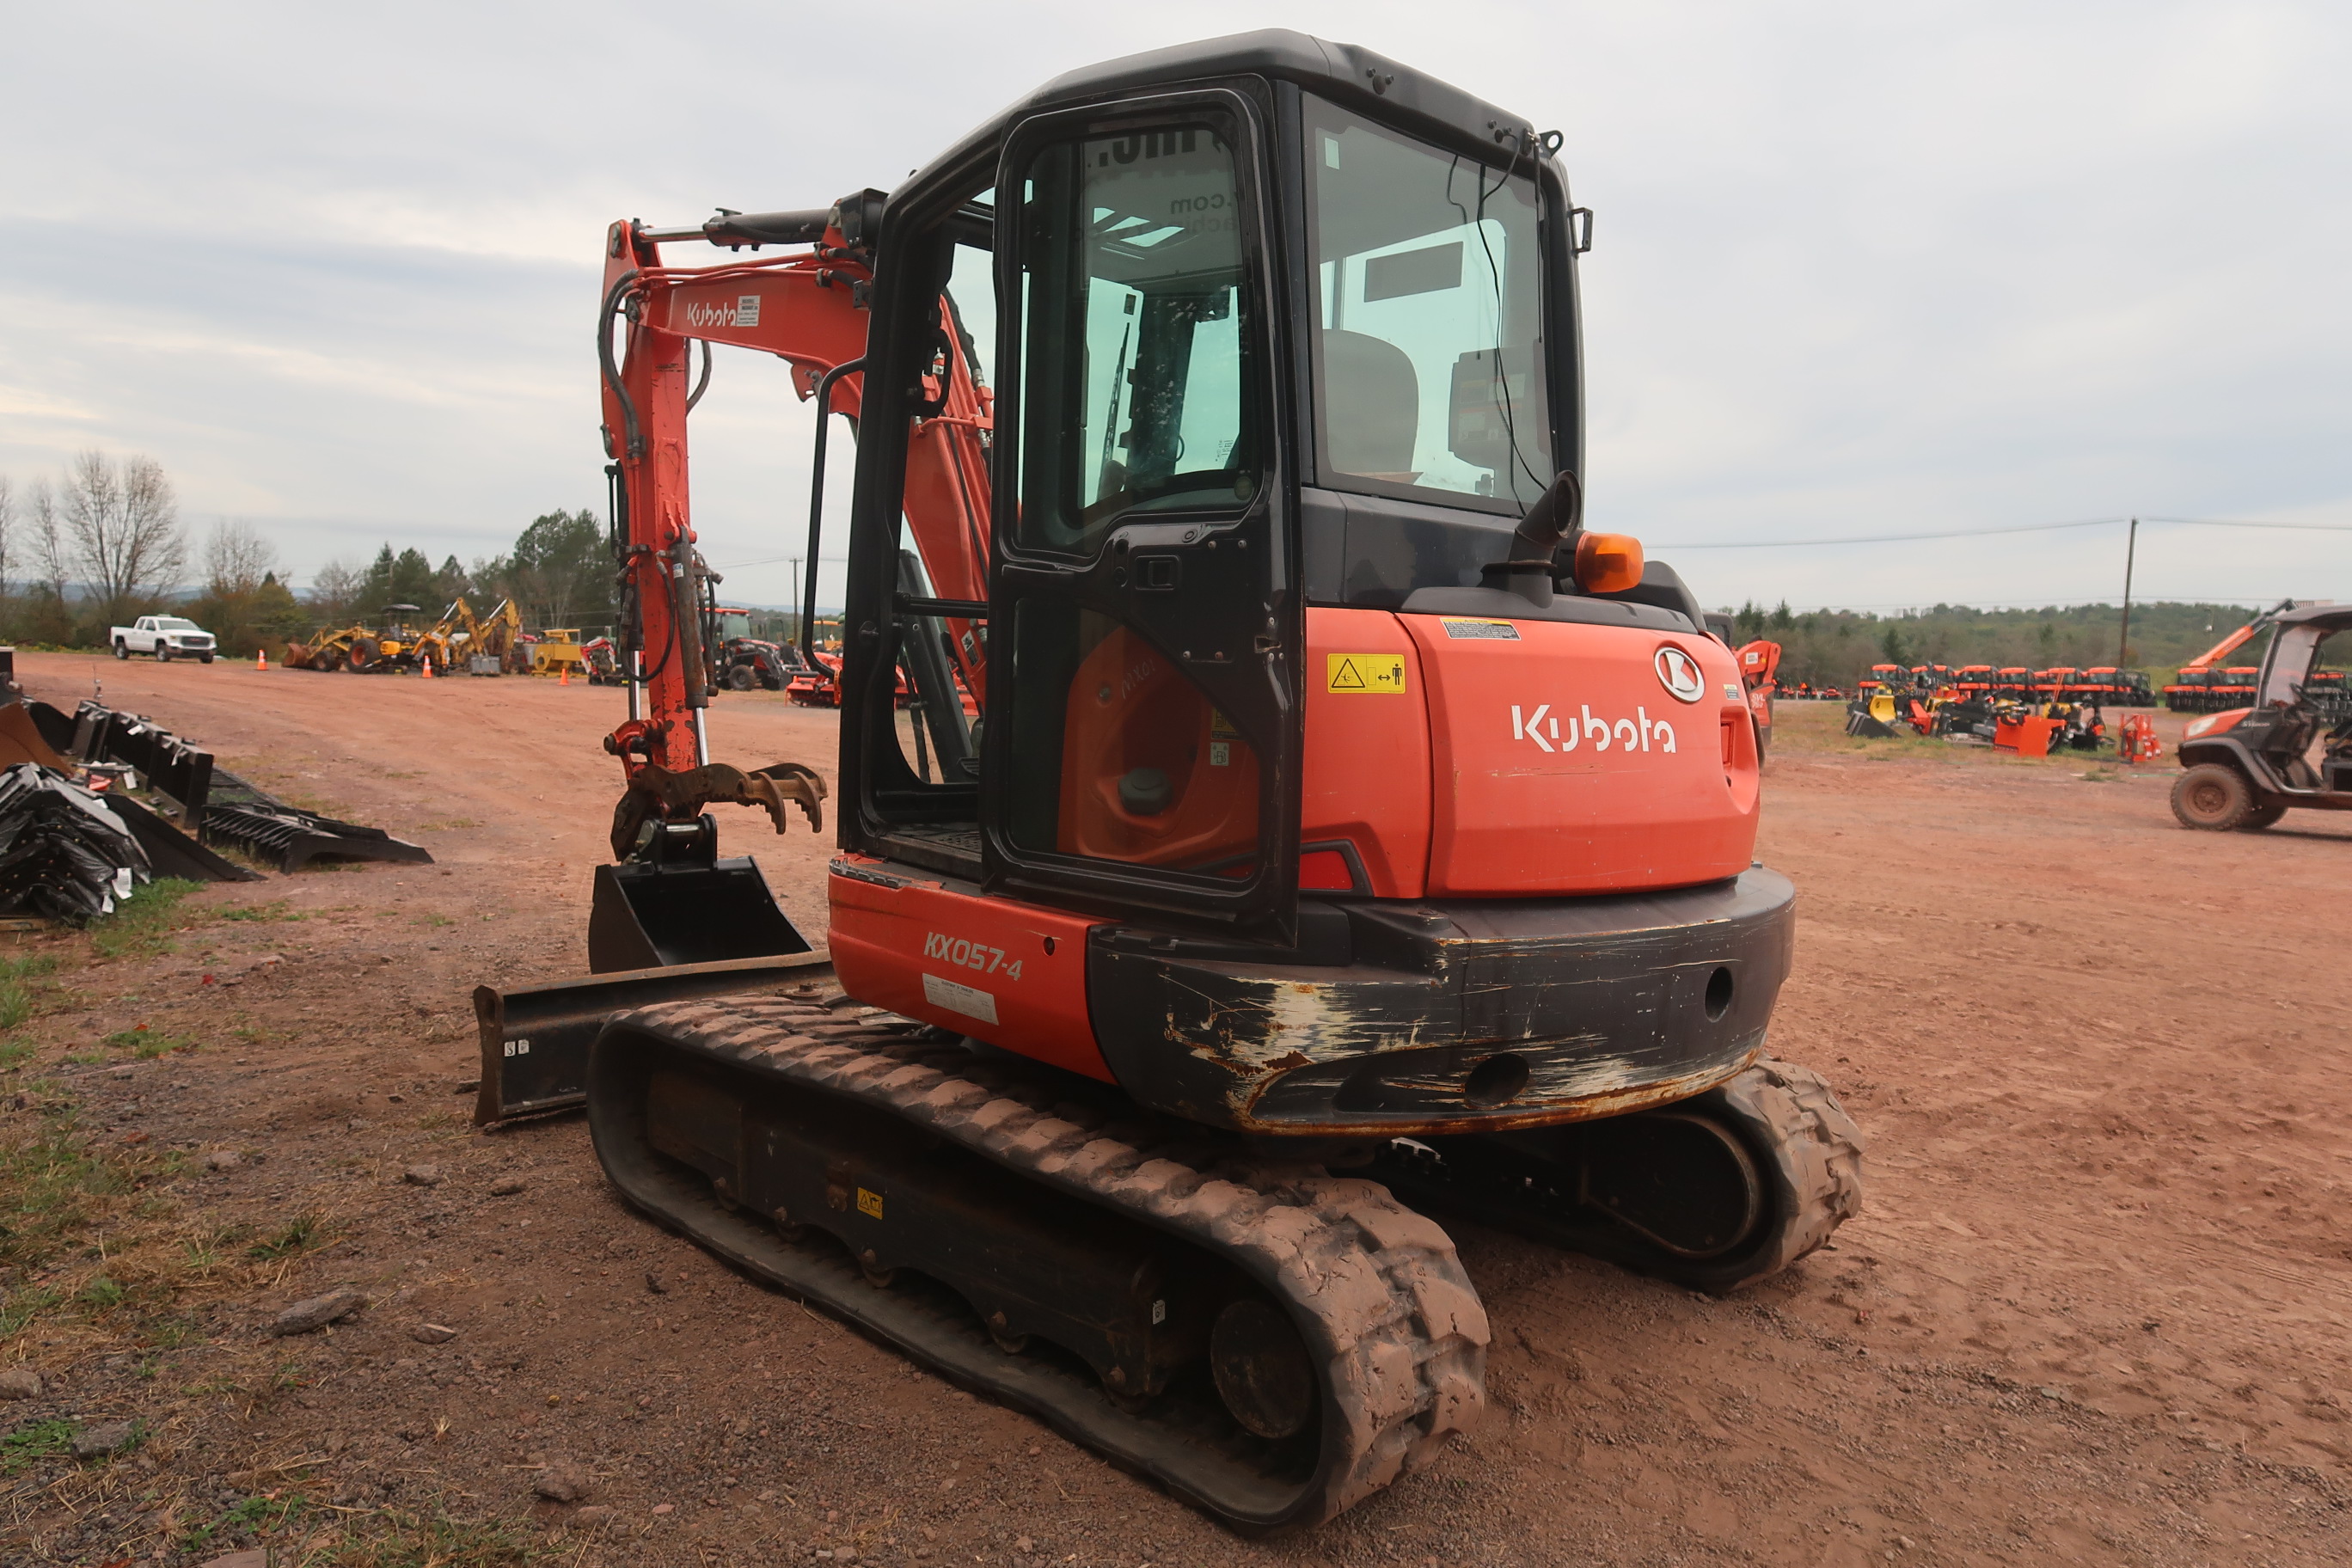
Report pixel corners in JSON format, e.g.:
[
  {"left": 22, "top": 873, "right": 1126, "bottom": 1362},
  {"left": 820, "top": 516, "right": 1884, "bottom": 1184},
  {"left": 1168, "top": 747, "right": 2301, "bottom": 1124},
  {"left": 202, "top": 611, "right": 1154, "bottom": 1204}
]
[{"left": 1321, "top": 329, "right": 1419, "bottom": 481}]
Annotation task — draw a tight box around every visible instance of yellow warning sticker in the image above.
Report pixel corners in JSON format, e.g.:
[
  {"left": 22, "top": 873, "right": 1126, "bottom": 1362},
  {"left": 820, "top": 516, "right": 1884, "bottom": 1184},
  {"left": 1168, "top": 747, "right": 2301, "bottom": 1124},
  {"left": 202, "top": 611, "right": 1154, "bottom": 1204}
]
[
  {"left": 1326, "top": 653, "right": 1407, "bottom": 694},
  {"left": 856, "top": 1187, "right": 885, "bottom": 1220}
]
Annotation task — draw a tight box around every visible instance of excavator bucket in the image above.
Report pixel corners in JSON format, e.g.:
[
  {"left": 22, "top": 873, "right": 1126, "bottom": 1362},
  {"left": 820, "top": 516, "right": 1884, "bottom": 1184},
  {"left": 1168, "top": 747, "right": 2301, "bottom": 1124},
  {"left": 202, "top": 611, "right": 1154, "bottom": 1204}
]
[{"left": 587, "top": 853, "right": 812, "bottom": 973}]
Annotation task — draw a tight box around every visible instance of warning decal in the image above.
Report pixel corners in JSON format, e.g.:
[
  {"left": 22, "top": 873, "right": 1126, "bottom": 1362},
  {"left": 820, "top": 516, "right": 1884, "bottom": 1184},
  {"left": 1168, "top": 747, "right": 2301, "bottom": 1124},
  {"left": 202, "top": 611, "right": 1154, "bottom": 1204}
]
[
  {"left": 1326, "top": 653, "right": 1407, "bottom": 694},
  {"left": 1442, "top": 618, "right": 1521, "bottom": 640},
  {"left": 922, "top": 971, "right": 1000, "bottom": 1025}
]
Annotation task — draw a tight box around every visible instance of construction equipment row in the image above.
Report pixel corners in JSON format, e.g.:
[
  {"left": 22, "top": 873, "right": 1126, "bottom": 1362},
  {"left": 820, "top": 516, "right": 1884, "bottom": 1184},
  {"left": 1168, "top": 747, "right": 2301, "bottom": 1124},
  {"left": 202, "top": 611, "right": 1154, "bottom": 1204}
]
[
  {"left": 1860, "top": 664, "right": 2157, "bottom": 705},
  {"left": 284, "top": 597, "right": 524, "bottom": 675}
]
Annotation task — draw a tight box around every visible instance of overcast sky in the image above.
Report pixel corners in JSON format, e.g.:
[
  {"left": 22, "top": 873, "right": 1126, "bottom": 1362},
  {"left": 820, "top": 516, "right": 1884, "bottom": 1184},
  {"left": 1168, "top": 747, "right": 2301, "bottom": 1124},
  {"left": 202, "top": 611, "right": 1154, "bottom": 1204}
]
[{"left": 5, "top": 0, "right": 2349, "bottom": 616}]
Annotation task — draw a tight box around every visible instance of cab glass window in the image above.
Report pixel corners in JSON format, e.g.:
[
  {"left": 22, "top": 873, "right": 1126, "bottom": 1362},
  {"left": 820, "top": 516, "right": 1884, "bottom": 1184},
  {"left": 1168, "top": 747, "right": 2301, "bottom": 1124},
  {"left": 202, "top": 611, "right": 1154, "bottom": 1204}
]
[
  {"left": 1304, "top": 98, "right": 1553, "bottom": 511},
  {"left": 1011, "top": 120, "right": 1259, "bottom": 557}
]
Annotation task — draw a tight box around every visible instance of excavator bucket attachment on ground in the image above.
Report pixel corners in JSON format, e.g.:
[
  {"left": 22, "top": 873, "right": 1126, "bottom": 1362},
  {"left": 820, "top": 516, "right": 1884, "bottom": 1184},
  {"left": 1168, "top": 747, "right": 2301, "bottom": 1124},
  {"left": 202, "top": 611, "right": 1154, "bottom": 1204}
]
[
  {"left": 587, "top": 854, "right": 812, "bottom": 973},
  {"left": 473, "top": 950, "right": 837, "bottom": 1124}
]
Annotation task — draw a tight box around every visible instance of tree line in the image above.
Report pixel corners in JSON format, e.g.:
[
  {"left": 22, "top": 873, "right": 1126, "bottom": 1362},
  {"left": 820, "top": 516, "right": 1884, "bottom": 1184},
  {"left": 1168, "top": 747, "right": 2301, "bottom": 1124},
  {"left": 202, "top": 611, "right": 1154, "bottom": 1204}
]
[
  {"left": 1726, "top": 598, "right": 2311, "bottom": 689},
  {"left": 0, "top": 451, "right": 2311, "bottom": 678},
  {"left": 0, "top": 452, "right": 612, "bottom": 658}
]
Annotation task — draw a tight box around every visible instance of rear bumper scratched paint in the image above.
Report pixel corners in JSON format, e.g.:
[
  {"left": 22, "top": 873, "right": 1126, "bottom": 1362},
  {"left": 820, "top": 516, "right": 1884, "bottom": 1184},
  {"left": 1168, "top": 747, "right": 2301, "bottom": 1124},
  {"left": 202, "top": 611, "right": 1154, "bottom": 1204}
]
[{"left": 1087, "top": 868, "right": 1796, "bottom": 1136}]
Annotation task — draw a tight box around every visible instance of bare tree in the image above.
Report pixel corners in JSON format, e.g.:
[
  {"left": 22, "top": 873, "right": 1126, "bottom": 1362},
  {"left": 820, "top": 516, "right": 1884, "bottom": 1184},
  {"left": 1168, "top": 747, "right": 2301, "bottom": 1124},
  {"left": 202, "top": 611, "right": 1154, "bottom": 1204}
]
[
  {"left": 21, "top": 482, "right": 76, "bottom": 644},
  {"left": 28, "top": 482, "right": 68, "bottom": 604},
  {"left": 306, "top": 559, "right": 365, "bottom": 624},
  {"left": 61, "top": 450, "right": 187, "bottom": 628},
  {"left": 203, "top": 518, "right": 278, "bottom": 597},
  {"left": 0, "top": 476, "right": 13, "bottom": 609}
]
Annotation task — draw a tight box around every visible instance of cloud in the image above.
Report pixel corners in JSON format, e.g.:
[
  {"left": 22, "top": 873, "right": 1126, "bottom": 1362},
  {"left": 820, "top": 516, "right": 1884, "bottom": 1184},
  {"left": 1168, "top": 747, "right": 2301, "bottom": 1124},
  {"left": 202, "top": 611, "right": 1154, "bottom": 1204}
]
[{"left": 2, "top": 0, "right": 2347, "bottom": 613}]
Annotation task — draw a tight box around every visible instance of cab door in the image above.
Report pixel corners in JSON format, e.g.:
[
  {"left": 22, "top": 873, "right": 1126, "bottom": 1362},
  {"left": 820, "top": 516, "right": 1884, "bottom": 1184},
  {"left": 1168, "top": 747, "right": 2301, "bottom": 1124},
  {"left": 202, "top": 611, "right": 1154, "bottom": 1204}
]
[{"left": 982, "top": 89, "right": 1302, "bottom": 937}]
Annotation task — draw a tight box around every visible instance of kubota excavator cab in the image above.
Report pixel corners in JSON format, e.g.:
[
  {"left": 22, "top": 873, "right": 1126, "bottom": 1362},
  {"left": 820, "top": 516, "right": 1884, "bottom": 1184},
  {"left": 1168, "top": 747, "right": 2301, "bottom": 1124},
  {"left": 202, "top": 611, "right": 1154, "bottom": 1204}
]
[{"left": 816, "top": 35, "right": 1789, "bottom": 1134}]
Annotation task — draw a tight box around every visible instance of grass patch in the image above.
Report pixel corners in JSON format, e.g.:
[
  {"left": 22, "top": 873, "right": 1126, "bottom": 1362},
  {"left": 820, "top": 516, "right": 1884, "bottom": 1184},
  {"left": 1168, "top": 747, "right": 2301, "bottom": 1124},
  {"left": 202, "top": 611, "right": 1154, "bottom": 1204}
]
[
  {"left": 0, "top": 1105, "right": 144, "bottom": 1268},
  {"left": 296, "top": 1507, "right": 549, "bottom": 1567},
  {"left": 0, "top": 952, "right": 58, "bottom": 1032},
  {"left": 181, "top": 1491, "right": 310, "bottom": 1557},
  {"left": 0, "top": 1084, "right": 192, "bottom": 1341},
  {"left": 0, "top": 1418, "right": 76, "bottom": 1473},
  {"left": 246, "top": 1213, "right": 326, "bottom": 1262},
  {"left": 0, "top": 1287, "right": 62, "bottom": 1338},
  {"left": 101, "top": 1026, "right": 197, "bottom": 1060},
  {"left": 89, "top": 879, "right": 206, "bottom": 960},
  {"left": 217, "top": 901, "right": 307, "bottom": 923},
  {"left": 416, "top": 819, "right": 478, "bottom": 833}
]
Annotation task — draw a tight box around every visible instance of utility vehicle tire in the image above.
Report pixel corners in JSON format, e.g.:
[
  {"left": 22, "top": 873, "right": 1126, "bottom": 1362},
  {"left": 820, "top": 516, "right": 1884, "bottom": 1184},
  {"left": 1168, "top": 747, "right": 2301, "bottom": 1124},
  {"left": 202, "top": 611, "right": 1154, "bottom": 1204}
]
[
  {"left": 113, "top": 640, "right": 128, "bottom": 659},
  {"left": 2241, "top": 800, "right": 2288, "bottom": 830},
  {"left": 726, "top": 664, "right": 756, "bottom": 691},
  {"left": 156, "top": 644, "right": 171, "bottom": 663},
  {"left": 2172, "top": 763, "right": 2254, "bottom": 830}
]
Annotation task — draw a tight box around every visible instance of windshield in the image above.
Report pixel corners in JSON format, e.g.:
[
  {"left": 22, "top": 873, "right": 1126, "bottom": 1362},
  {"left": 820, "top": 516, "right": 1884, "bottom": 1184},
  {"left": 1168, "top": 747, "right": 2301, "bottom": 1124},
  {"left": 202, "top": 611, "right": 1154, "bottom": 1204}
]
[
  {"left": 155, "top": 618, "right": 200, "bottom": 631},
  {"left": 1304, "top": 98, "right": 1553, "bottom": 511}
]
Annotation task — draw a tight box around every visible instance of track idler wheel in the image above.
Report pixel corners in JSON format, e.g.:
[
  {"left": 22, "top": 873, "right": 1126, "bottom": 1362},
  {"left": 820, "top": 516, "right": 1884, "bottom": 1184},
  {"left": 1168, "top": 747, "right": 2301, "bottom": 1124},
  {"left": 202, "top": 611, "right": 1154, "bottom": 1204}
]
[
  {"left": 1210, "top": 1298, "right": 1318, "bottom": 1440},
  {"left": 1380, "top": 1057, "right": 1863, "bottom": 1295}
]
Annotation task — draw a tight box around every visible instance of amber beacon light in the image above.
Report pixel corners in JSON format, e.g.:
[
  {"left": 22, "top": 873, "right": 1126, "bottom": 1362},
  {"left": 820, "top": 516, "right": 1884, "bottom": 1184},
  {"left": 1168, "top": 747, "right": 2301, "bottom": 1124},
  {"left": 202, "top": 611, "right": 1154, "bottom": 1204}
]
[{"left": 1575, "top": 532, "right": 1645, "bottom": 594}]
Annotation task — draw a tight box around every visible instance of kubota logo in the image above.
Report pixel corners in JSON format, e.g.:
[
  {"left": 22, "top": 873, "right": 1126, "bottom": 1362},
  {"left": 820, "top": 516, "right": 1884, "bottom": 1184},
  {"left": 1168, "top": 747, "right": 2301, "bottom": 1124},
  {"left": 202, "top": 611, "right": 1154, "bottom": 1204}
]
[
  {"left": 1510, "top": 704, "right": 1678, "bottom": 756},
  {"left": 683, "top": 293, "right": 763, "bottom": 330},
  {"left": 1654, "top": 645, "right": 1706, "bottom": 704}
]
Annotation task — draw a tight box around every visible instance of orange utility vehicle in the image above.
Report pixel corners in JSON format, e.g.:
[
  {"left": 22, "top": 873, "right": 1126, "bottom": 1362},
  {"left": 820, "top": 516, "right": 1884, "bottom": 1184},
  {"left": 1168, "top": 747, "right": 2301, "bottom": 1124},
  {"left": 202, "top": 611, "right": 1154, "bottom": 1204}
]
[
  {"left": 477, "top": 31, "right": 1859, "bottom": 1533},
  {"left": 2172, "top": 602, "right": 2352, "bottom": 828}
]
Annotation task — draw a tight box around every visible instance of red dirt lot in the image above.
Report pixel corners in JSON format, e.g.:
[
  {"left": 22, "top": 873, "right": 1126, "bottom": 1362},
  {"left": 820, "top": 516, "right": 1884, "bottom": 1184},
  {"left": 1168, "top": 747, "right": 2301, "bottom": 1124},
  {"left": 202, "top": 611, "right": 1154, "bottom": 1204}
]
[{"left": 0, "top": 655, "right": 2346, "bottom": 1567}]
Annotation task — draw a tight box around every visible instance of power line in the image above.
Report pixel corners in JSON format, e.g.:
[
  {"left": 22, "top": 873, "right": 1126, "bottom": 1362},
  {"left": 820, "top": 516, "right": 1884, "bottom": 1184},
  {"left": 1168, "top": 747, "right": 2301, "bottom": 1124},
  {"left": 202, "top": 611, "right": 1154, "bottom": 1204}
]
[
  {"left": 1651, "top": 514, "right": 2352, "bottom": 550},
  {"left": 714, "top": 551, "right": 851, "bottom": 570}
]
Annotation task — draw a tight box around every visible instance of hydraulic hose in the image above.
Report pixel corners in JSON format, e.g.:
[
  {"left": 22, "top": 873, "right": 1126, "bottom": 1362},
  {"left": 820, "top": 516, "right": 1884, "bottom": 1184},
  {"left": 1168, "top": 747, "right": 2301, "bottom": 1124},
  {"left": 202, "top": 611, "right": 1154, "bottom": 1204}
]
[{"left": 598, "top": 271, "right": 645, "bottom": 459}]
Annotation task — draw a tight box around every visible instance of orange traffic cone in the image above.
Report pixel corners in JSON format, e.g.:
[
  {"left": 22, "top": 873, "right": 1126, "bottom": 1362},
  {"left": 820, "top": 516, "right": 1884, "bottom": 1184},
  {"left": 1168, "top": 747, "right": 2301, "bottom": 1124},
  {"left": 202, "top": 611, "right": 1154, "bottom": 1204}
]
[
  {"left": 560, "top": 662, "right": 570, "bottom": 687},
  {"left": 420, "top": 657, "right": 432, "bottom": 680},
  {"left": 255, "top": 646, "right": 268, "bottom": 671}
]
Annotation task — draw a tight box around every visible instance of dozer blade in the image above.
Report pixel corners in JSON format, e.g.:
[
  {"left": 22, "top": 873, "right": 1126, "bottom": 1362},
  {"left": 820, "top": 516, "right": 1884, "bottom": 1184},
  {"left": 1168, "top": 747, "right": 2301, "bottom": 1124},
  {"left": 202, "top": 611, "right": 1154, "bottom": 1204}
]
[
  {"left": 588, "top": 854, "right": 812, "bottom": 973},
  {"left": 473, "top": 951, "right": 836, "bottom": 1125}
]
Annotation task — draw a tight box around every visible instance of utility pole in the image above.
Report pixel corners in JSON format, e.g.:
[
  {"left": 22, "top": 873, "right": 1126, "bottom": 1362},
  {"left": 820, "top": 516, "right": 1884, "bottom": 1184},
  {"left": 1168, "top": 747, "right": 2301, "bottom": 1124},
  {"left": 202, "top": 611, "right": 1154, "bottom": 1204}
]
[{"left": 2117, "top": 518, "right": 2138, "bottom": 667}]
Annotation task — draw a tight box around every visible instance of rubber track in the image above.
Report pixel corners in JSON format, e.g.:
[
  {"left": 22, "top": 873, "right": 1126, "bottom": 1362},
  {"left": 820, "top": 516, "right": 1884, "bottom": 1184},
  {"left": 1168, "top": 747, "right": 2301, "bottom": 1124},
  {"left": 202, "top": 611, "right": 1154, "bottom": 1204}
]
[
  {"left": 1714, "top": 1057, "right": 1865, "bottom": 1284},
  {"left": 590, "top": 995, "right": 1489, "bottom": 1532}
]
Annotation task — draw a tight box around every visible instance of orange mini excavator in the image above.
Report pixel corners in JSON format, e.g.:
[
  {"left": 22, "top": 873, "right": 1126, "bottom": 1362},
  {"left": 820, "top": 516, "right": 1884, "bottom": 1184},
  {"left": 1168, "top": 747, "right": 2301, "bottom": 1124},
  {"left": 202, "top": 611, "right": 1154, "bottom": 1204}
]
[{"left": 475, "top": 31, "right": 1859, "bottom": 1533}]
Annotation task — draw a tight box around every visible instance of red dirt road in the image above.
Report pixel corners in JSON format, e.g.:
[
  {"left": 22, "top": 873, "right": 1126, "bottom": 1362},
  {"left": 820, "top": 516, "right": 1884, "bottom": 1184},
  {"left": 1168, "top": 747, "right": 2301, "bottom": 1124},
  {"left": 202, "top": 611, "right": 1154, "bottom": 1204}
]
[{"left": 2, "top": 656, "right": 2347, "bottom": 1566}]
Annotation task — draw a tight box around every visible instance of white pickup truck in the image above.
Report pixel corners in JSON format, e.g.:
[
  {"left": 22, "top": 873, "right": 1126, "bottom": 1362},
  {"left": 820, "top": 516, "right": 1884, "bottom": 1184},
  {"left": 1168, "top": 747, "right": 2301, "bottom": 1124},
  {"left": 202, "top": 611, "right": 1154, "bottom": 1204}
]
[{"left": 111, "top": 616, "right": 217, "bottom": 663}]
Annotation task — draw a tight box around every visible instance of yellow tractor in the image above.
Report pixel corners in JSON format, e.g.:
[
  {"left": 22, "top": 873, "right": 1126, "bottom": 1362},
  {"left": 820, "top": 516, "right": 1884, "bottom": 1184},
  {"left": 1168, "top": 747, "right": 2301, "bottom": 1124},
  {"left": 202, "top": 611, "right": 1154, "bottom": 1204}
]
[
  {"left": 286, "top": 604, "right": 444, "bottom": 673},
  {"left": 437, "top": 597, "right": 525, "bottom": 675}
]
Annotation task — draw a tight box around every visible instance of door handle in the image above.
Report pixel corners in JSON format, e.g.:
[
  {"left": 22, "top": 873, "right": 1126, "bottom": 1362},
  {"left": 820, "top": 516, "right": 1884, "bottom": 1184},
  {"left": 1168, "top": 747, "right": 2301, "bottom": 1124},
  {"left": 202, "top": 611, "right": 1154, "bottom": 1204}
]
[{"left": 1133, "top": 555, "right": 1181, "bottom": 591}]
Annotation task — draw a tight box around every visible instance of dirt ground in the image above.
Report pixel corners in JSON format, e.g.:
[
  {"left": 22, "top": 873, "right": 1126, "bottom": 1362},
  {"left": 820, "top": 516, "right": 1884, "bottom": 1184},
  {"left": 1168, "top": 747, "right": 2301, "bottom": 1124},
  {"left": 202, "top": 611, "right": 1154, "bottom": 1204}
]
[{"left": 1, "top": 652, "right": 2347, "bottom": 1567}]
